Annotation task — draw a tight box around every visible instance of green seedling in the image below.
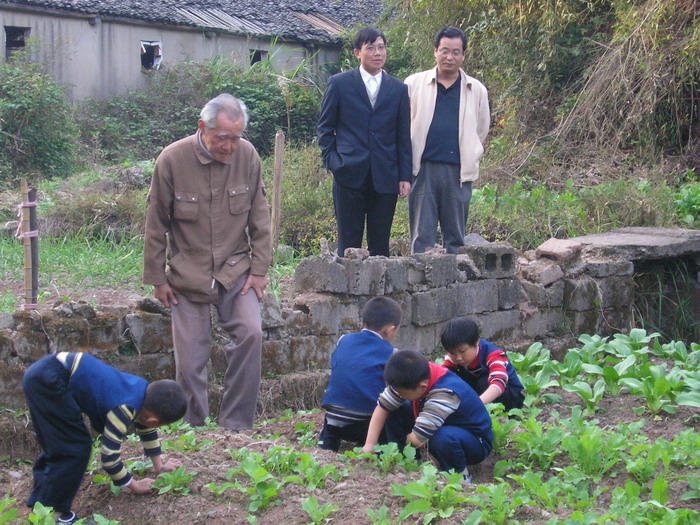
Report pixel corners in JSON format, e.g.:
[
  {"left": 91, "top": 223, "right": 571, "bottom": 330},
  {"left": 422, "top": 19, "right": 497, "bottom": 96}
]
[
  {"left": 152, "top": 466, "right": 197, "bottom": 496},
  {"left": 561, "top": 426, "right": 625, "bottom": 480},
  {"left": 562, "top": 379, "right": 605, "bottom": 416},
  {"left": 488, "top": 405, "right": 522, "bottom": 454},
  {"left": 91, "top": 515, "right": 120, "bottom": 525},
  {"left": 510, "top": 342, "right": 551, "bottom": 376},
  {"left": 552, "top": 350, "right": 584, "bottom": 386},
  {"left": 620, "top": 364, "right": 678, "bottom": 415},
  {"left": 91, "top": 474, "right": 121, "bottom": 496},
  {"left": 612, "top": 328, "right": 660, "bottom": 353},
  {"left": 162, "top": 429, "right": 213, "bottom": 453},
  {"left": 301, "top": 497, "right": 338, "bottom": 525},
  {"left": 602, "top": 354, "right": 637, "bottom": 395},
  {"left": 508, "top": 470, "right": 564, "bottom": 511},
  {"left": 294, "top": 420, "right": 318, "bottom": 448},
  {"left": 0, "top": 494, "right": 18, "bottom": 524},
  {"left": 27, "top": 502, "right": 56, "bottom": 525},
  {"left": 681, "top": 474, "right": 700, "bottom": 501},
  {"left": 521, "top": 363, "right": 562, "bottom": 406},
  {"left": 466, "top": 480, "right": 530, "bottom": 525},
  {"left": 347, "top": 442, "right": 420, "bottom": 474},
  {"left": 391, "top": 464, "right": 469, "bottom": 524},
  {"left": 366, "top": 506, "right": 392, "bottom": 525},
  {"left": 509, "top": 410, "right": 563, "bottom": 470}
]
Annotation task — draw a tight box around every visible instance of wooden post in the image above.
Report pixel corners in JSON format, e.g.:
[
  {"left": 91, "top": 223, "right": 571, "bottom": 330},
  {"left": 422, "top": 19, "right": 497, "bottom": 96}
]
[
  {"left": 271, "top": 130, "right": 285, "bottom": 249},
  {"left": 19, "top": 178, "right": 39, "bottom": 310}
]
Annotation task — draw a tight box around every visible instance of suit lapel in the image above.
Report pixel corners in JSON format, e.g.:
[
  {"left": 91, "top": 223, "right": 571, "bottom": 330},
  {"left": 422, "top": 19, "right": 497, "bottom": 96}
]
[
  {"left": 351, "top": 68, "right": 374, "bottom": 111},
  {"left": 374, "top": 71, "right": 389, "bottom": 108}
]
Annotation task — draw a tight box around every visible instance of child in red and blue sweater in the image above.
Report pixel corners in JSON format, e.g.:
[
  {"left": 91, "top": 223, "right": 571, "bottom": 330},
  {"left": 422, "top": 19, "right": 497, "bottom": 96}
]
[{"left": 440, "top": 317, "right": 525, "bottom": 411}]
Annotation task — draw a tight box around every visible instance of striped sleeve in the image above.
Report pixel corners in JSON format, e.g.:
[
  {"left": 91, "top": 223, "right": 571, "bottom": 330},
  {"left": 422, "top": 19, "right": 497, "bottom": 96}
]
[
  {"left": 137, "top": 424, "right": 161, "bottom": 457},
  {"left": 413, "top": 388, "right": 460, "bottom": 444},
  {"left": 100, "top": 405, "right": 136, "bottom": 486},
  {"left": 377, "top": 386, "right": 405, "bottom": 412},
  {"left": 485, "top": 350, "right": 510, "bottom": 394}
]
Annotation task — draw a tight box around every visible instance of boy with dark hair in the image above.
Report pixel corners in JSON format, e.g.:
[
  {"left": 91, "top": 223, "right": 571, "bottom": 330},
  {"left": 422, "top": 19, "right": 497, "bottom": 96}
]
[
  {"left": 319, "top": 296, "right": 402, "bottom": 451},
  {"left": 441, "top": 317, "right": 525, "bottom": 411},
  {"left": 363, "top": 350, "right": 492, "bottom": 480},
  {"left": 22, "top": 352, "right": 187, "bottom": 524}
]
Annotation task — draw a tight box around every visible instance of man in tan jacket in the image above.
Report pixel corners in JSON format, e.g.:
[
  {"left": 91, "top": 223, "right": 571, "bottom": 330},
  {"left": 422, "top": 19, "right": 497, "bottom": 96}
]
[
  {"left": 405, "top": 26, "right": 490, "bottom": 254},
  {"left": 143, "top": 94, "right": 272, "bottom": 431}
]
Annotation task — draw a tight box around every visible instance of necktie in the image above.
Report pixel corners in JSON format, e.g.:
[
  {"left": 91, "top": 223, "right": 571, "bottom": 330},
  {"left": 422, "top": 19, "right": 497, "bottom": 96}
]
[{"left": 367, "top": 76, "right": 378, "bottom": 106}]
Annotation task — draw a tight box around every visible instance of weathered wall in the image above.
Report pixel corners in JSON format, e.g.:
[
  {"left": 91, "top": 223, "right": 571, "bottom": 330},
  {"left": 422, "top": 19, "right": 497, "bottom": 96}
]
[
  {"left": 0, "top": 234, "right": 659, "bottom": 412},
  {"left": 0, "top": 8, "right": 336, "bottom": 100}
]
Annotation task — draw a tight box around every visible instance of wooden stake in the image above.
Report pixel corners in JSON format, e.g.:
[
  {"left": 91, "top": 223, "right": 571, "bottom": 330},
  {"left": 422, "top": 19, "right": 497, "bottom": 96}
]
[
  {"left": 19, "top": 178, "right": 38, "bottom": 310},
  {"left": 271, "top": 130, "right": 285, "bottom": 249}
]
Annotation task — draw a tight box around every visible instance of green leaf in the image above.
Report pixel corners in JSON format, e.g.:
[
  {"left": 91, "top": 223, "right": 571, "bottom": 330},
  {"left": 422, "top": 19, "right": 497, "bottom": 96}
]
[{"left": 651, "top": 477, "right": 669, "bottom": 504}]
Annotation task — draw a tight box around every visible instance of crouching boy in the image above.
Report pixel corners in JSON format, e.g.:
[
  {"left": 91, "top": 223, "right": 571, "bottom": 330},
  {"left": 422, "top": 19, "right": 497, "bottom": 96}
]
[
  {"left": 363, "top": 350, "right": 492, "bottom": 480},
  {"left": 319, "top": 296, "right": 402, "bottom": 451},
  {"left": 23, "top": 351, "right": 187, "bottom": 524},
  {"left": 441, "top": 317, "right": 525, "bottom": 411}
]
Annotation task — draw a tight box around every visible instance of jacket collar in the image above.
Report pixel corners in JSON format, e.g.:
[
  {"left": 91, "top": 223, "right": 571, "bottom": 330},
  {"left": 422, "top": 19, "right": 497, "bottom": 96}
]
[{"left": 426, "top": 66, "right": 472, "bottom": 88}]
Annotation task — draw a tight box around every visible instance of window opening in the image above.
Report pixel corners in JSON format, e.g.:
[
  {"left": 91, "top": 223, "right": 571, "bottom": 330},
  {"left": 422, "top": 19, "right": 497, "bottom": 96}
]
[
  {"left": 250, "top": 49, "right": 268, "bottom": 65},
  {"left": 5, "top": 26, "right": 30, "bottom": 59},
  {"left": 140, "top": 41, "right": 162, "bottom": 69}
]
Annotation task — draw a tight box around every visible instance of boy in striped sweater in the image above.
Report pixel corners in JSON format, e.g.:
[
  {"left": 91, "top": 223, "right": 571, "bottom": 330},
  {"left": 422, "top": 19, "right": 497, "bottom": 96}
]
[
  {"left": 362, "top": 350, "right": 492, "bottom": 480},
  {"left": 22, "top": 352, "right": 187, "bottom": 524},
  {"left": 440, "top": 317, "right": 525, "bottom": 411}
]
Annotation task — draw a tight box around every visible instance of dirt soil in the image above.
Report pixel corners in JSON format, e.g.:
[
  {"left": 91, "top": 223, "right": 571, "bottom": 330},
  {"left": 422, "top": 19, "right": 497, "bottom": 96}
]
[{"left": 1, "top": 390, "right": 698, "bottom": 524}]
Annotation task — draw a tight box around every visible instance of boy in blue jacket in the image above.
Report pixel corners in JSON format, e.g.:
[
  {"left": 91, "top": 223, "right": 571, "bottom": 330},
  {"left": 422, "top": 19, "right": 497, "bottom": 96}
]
[
  {"left": 22, "top": 351, "right": 187, "bottom": 524},
  {"left": 441, "top": 317, "right": 525, "bottom": 411},
  {"left": 318, "top": 296, "right": 402, "bottom": 451},
  {"left": 363, "top": 350, "right": 493, "bottom": 480}
]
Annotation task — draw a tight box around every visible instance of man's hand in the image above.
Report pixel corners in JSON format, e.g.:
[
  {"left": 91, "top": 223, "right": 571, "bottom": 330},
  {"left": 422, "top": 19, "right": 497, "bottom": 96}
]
[
  {"left": 152, "top": 455, "right": 181, "bottom": 474},
  {"left": 127, "top": 477, "right": 155, "bottom": 494},
  {"left": 399, "top": 181, "right": 411, "bottom": 199},
  {"left": 154, "top": 283, "right": 177, "bottom": 308},
  {"left": 241, "top": 274, "right": 268, "bottom": 300}
]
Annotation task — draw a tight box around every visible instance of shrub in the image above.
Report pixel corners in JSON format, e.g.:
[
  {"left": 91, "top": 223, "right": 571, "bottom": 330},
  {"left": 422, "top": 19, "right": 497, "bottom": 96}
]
[{"left": 0, "top": 51, "right": 78, "bottom": 184}]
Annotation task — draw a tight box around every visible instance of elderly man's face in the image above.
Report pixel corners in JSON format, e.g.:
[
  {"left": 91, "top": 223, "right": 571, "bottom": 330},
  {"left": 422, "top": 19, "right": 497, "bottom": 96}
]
[{"left": 198, "top": 112, "right": 245, "bottom": 163}]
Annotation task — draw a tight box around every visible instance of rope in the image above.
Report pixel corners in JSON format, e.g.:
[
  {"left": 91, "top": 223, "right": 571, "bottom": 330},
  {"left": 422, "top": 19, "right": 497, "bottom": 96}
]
[{"left": 15, "top": 201, "right": 39, "bottom": 240}]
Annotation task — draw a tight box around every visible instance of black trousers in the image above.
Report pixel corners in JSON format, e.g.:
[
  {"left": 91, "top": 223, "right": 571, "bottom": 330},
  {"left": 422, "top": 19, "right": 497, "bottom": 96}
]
[
  {"left": 332, "top": 175, "right": 398, "bottom": 257},
  {"left": 23, "top": 355, "right": 92, "bottom": 513},
  {"left": 462, "top": 373, "right": 525, "bottom": 412},
  {"left": 318, "top": 416, "right": 388, "bottom": 452}
]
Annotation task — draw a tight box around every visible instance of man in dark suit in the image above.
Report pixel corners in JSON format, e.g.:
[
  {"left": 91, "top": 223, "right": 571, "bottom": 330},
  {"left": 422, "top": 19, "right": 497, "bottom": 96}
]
[{"left": 317, "top": 27, "right": 412, "bottom": 257}]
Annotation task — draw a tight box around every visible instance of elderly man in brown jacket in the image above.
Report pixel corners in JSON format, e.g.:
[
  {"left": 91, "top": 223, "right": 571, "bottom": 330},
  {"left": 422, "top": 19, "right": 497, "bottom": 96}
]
[{"left": 143, "top": 93, "right": 272, "bottom": 431}]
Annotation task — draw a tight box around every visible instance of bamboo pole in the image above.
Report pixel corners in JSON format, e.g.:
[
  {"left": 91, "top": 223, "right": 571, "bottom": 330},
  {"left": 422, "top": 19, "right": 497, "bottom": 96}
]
[
  {"left": 19, "top": 178, "right": 38, "bottom": 310},
  {"left": 271, "top": 130, "right": 285, "bottom": 249}
]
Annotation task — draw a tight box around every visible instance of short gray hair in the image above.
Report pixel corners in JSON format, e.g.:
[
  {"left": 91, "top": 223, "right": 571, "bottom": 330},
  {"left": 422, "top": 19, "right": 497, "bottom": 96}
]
[{"left": 200, "top": 93, "right": 248, "bottom": 130}]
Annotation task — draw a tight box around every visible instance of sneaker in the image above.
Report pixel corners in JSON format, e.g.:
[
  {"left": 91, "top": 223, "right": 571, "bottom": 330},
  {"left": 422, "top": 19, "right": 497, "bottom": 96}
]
[
  {"left": 462, "top": 468, "right": 474, "bottom": 485},
  {"left": 57, "top": 511, "right": 97, "bottom": 525}
]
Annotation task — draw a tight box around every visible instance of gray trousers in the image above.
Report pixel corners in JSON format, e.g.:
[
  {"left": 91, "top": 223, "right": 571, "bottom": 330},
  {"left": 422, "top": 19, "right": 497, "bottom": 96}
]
[
  {"left": 171, "top": 273, "right": 262, "bottom": 430},
  {"left": 409, "top": 161, "right": 472, "bottom": 254}
]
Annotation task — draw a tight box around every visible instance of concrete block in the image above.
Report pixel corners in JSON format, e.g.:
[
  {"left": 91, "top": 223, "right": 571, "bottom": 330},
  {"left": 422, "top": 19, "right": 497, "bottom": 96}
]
[
  {"left": 566, "top": 310, "right": 600, "bottom": 336},
  {"left": 457, "top": 244, "right": 517, "bottom": 279},
  {"left": 411, "top": 287, "right": 456, "bottom": 326},
  {"left": 124, "top": 311, "right": 173, "bottom": 354},
  {"left": 86, "top": 312, "right": 126, "bottom": 352},
  {"left": 394, "top": 323, "right": 442, "bottom": 354},
  {"left": 547, "top": 280, "right": 565, "bottom": 308},
  {"left": 263, "top": 335, "right": 336, "bottom": 374},
  {"left": 412, "top": 254, "right": 459, "bottom": 287},
  {"left": 451, "top": 280, "right": 499, "bottom": 315},
  {"left": 407, "top": 260, "right": 427, "bottom": 288},
  {"left": 384, "top": 257, "right": 411, "bottom": 293},
  {"left": 519, "top": 280, "right": 547, "bottom": 308},
  {"left": 521, "top": 310, "right": 564, "bottom": 339},
  {"left": 474, "top": 310, "right": 521, "bottom": 342},
  {"left": 498, "top": 279, "right": 521, "bottom": 310},
  {"left": 585, "top": 258, "right": 634, "bottom": 278},
  {"left": 455, "top": 254, "right": 481, "bottom": 281},
  {"left": 520, "top": 259, "right": 564, "bottom": 286},
  {"left": 535, "top": 238, "right": 582, "bottom": 261},
  {"left": 294, "top": 257, "right": 348, "bottom": 293},
  {"left": 44, "top": 317, "right": 90, "bottom": 353},
  {"left": 341, "top": 258, "right": 387, "bottom": 296},
  {"left": 0, "top": 360, "right": 25, "bottom": 409},
  {"left": 112, "top": 353, "right": 175, "bottom": 381},
  {"left": 597, "top": 276, "right": 634, "bottom": 308},
  {"left": 261, "top": 294, "right": 284, "bottom": 328},
  {"left": 564, "top": 278, "right": 598, "bottom": 312},
  {"left": 0, "top": 313, "right": 14, "bottom": 331},
  {"left": 292, "top": 293, "right": 360, "bottom": 335},
  {"left": 597, "top": 308, "right": 634, "bottom": 336}
]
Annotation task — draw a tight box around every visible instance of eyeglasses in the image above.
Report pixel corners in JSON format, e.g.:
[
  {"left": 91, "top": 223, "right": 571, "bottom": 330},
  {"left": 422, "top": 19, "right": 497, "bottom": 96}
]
[
  {"left": 437, "top": 48, "right": 464, "bottom": 58},
  {"left": 363, "top": 44, "right": 387, "bottom": 53}
]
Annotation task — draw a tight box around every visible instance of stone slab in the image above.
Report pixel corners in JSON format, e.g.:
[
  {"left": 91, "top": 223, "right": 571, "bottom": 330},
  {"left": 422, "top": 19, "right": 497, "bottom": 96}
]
[{"left": 573, "top": 227, "right": 700, "bottom": 261}]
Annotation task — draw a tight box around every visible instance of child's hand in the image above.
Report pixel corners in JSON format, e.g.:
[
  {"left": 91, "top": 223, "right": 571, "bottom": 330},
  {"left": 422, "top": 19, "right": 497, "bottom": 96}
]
[
  {"left": 155, "top": 457, "right": 182, "bottom": 474},
  {"left": 406, "top": 432, "right": 423, "bottom": 448},
  {"left": 127, "top": 477, "right": 155, "bottom": 494},
  {"left": 361, "top": 444, "right": 376, "bottom": 454}
]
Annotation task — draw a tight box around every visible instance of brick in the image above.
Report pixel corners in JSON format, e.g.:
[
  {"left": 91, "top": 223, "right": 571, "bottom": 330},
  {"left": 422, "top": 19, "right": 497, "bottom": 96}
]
[
  {"left": 564, "top": 278, "right": 598, "bottom": 311},
  {"left": 451, "top": 280, "right": 499, "bottom": 315},
  {"left": 294, "top": 257, "right": 348, "bottom": 293},
  {"left": 457, "top": 244, "right": 517, "bottom": 279},
  {"left": 584, "top": 258, "right": 634, "bottom": 278}
]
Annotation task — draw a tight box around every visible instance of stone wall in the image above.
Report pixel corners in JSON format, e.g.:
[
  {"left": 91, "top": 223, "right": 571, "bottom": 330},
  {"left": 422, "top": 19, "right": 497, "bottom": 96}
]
[{"left": 2, "top": 227, "right": 698, "bottom": 414}]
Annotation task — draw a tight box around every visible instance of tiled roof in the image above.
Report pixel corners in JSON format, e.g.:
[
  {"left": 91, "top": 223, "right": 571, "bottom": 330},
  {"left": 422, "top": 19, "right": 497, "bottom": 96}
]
[{"left": 1, "top": 0, "right": 381, "bottom": 45}]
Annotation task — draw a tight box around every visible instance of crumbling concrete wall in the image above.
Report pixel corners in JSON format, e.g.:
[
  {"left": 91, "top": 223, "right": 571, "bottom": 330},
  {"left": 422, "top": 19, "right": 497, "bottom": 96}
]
[{"left": 2, "top": 227, "right": 698, "bottom": 413}]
